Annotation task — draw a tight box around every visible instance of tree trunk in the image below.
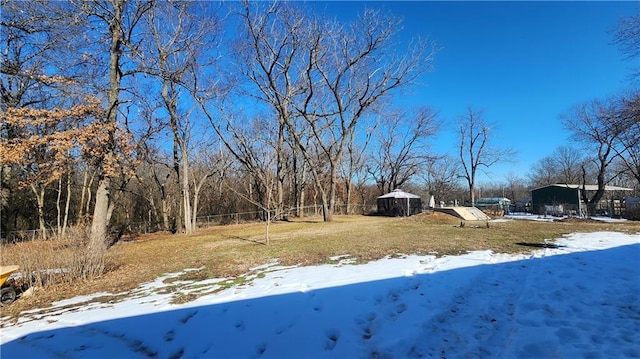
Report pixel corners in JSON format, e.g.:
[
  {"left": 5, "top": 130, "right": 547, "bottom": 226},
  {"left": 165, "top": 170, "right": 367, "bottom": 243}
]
[
  {"left": 56, "top": 177, "right": 63, "bottom": 236},
  {"left": 299, "top": 169, "right": 306, "bottom": 218},
  {"left": 162, "top": 197, "right": 170, "bottom": 231},
  {"left": 276, "top": 122, "right": 285, "bottom": 220},
  {"left": 470, "top": 182, "right": 476, "bottom": 206},
  {"left": 85, "top": 173, "right": 94, "bottom": 219},
  {"left": 62, "top": 169, "right": 71, "bottom": 236},
  {"left": 345, "top": 178, "right": 352, "bottom": 215},
  {"left": 78, "top": 167, "right": 88, "bottom": 219},
  {"left": 89, "top": 0, "right": 124, "bottom": 247},
  {"left": 191, "top": 175, "right": 210, "bottom": 232},
  {"left": 181, "top": 146, "right": 192, "bottom": 235},
  {"left": 90, "top": 177, "right": 111, "bottom": 248},
  {"left": 30, "top": 183, "right": 47, "bottom": 240},
  {"left": 327, "top": 166, "right": 337, "bottom": 220},
  {"left": 265, "top": 206, "right": 271, "bottom": 245}
]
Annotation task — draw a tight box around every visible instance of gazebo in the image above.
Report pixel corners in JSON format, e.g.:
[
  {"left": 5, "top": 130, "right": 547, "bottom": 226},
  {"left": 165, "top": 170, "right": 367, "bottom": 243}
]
[{"left": 377, "top": 189, "right": 422, "bottom": 217}]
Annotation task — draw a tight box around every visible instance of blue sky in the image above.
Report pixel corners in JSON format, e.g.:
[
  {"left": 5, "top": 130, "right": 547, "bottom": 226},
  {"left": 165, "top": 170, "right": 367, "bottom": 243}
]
[{"left": 316, "top": 1, "right": 638, "bottom": 184}]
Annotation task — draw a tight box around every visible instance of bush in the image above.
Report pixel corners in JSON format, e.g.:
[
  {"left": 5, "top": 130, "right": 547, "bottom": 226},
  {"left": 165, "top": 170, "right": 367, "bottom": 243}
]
[{"left": 2, "top": 226, "right": 111, "bottom": 289}]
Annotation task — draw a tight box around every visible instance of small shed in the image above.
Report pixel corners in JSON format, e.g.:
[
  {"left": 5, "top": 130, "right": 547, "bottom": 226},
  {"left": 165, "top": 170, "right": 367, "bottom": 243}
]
[{"left": 377, "top": 189, "right": 422, "bottom": 217}]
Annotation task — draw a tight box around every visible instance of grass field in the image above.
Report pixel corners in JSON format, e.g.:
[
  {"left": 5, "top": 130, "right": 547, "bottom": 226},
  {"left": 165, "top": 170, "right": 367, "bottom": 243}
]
[{"left": 2, "top": 212, "right": 639, "bottom": 319}]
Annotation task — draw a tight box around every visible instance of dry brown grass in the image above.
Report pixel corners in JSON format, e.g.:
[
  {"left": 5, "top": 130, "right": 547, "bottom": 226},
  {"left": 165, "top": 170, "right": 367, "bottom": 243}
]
[{"left": 2, "top": 212, "right": 639, "bottom": 319}]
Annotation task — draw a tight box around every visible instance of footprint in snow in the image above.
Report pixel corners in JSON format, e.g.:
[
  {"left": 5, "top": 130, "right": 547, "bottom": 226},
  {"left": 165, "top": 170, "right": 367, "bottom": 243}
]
[
  {"left": 180, "top": 310, "right": 197, "bottom": 324},
  {"left": 169, "top": 348, "right": 184, "bottom": 359},
  {"left": 354, "top": 312, "right": 376, "bottom": 340},
  {"left": 396, "top": 303, "right": 408, "bottom": 314},
  {"left": 234, "top": 320, "right": 245, "bottom": 331},
  {"left": 324, "top": 329, "right": 340, "bottom": 350},
  {"left": 256, "top": 343, "right": 267, "bottom": 356},
  {"left": 164, "top": 330, "right": 175, "bottom": 342}
]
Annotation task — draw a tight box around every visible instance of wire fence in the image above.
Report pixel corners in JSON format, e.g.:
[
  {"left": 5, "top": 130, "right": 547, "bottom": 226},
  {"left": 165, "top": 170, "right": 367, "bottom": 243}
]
[{"left": 1, "top": 204, "right": 376, "bottom": 245}]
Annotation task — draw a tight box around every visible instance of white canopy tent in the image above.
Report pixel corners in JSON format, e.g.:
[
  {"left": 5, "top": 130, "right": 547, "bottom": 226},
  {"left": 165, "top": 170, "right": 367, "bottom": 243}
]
[{"left": 377, "top": 189, "right": 422, "bottom": 217}]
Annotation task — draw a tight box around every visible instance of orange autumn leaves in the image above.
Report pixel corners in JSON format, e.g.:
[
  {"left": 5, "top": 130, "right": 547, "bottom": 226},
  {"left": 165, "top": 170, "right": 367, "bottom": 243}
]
[{"left": 1, "top": 98, "right": 136, "bottom": 187}]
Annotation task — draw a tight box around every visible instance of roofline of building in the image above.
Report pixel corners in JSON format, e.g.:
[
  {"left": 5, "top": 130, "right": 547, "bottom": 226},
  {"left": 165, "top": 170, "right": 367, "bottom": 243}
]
[
  {"left": 377, "top": 189, "right": 421, "bottom": 199},
  {"left": 531, "top": 184, "right": 633, "bottom": 192}
]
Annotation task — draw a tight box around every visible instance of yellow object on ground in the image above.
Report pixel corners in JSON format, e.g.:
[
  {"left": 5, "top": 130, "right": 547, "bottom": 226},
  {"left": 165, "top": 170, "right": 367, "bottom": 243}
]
[{"left": 0, "top": 265, "right": 19, "bottom": 287}]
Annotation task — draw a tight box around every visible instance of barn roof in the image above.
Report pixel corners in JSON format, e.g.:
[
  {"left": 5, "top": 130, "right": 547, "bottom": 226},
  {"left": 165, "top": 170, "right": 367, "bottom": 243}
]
[
  {"left": 532, "top": 184, "right": 633, "bottom": 192},
  {"left": 377, "top": 189, "right": 421, "bottom": 199}
]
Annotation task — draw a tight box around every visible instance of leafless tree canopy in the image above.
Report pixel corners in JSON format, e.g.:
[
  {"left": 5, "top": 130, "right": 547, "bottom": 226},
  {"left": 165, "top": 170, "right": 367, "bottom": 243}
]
[
  {"left": 367, "top": 107, "right": 441, "bottom": 195},
  {"left": 4, "top": 0, "right": 640, "bottom": 244},
  {"left": 457, "top": 107, "right": 516, "bottom": 206},
  {"left": 529, "top": 146, "right": 586, "bottom": 188},
  {"left": 614, "top": 12, "right": 640, "bottom": 80},
  {"left": 228, "top": 2, "right": 439, "bottom": 222},
  {"left": 561, "top": 90, "right": 640, "bottom": 214}
]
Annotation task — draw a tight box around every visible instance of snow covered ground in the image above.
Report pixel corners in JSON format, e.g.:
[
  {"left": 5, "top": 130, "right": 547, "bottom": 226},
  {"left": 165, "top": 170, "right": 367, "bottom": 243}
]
[{"left": 1, "top": 231, "right": 639, "bottom": 358}]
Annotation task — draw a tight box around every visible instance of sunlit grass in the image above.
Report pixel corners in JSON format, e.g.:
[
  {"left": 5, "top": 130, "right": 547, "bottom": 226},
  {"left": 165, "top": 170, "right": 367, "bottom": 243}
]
[{"left": 2, "top": 212, "right": 639, "bottom": 319}]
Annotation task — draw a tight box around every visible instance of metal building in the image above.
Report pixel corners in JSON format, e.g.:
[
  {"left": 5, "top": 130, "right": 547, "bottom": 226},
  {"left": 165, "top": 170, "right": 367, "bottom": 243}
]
[{"left": 531, "top": 184, "right": 632, "bottom": 216}]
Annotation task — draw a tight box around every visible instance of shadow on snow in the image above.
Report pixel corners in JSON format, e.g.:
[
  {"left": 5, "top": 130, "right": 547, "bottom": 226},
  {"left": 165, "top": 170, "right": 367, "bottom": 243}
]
[{"left": 2, "top": 244, "right": 639, "bottom": 359}]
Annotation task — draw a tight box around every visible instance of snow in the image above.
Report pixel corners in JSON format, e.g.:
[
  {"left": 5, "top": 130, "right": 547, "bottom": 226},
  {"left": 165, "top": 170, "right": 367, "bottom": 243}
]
[
  {"left": 1, "top": 231, "right": 639, "bottom": 358},
  {"left": 504, "top": 213, "right": 629, "bottom": 223}
]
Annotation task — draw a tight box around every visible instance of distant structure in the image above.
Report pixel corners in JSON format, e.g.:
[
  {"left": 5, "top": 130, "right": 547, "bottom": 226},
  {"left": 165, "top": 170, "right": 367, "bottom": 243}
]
[
  {"left": 377, "top": 189, "right": 422, "bottom": 217},
  {"left": 531, "top": 184, "right": 632, "bottom": 216},
  {"left": 475, "top": 197, "right": 511, "bottom": 215}
]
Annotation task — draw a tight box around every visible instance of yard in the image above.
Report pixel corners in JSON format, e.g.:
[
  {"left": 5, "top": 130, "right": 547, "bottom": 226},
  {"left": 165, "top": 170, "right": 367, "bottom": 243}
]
[{"left": 2, "top": 212, "right": 639, "bottom": 320}]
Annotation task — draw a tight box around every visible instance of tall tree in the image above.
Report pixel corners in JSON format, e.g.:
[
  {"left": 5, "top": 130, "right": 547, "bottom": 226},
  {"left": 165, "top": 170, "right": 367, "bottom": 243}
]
[
  {"left": 457, "top": 107, "right": 515, "bottom": 206},
  {"left": 138, "top": 0, "right": 219, "bottom": 235},
  {"left": 290, "top": 8, "right": 438, "bottom": 221},
  {"left": 78, "top": 0, "right": 152, "bottom": 248},
  {"left": 235, "top": 1, "right": 308, "bottom": 220},
  {"left": 340, "top": 127, "right": 372, "bottom": 215}
]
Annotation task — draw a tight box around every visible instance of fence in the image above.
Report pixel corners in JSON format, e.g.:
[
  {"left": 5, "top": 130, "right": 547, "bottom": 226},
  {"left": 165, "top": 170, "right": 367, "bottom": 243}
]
[
  {"left": 0, "top": 229, "right": 59, "bottom": 245},
  {"left": 1, "top": 204, "right": 376, "bottom": 245}
]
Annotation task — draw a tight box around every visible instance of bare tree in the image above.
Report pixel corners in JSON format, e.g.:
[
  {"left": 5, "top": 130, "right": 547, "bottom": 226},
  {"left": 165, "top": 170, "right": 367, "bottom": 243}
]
[
  {"left": 503, "top": 173, "right": 530, "bottom": 203},
  {"left": 613, "top": 90, "right": 640, "bottom": 187},
  {"left": 457, "top": 107, "right": 515, "bottom": 206},
  {"left": 423, "top": 155, "right": 461, "bottom": 207},
  {"left": 562, "top": 96, "right": 629, "bottom": 215},
  {"left": 287, "top": 137, "right": 311, "bottom": 217},
  {"left": 367, "top": 107, "right": 440, "bottom": 195},
  {"left": 289, "top": 8, "right": 438, "bottom": 221},
  {"left": 235, "top": 1, "right": 309, "bottom": 219},
  {"left": 529, "top": 146, "right": 585, "bottom": 187},
  {"left": 135, "top": 1, "right": 221, "bottom": 235},
  {"left": 73, "top": 0, "right": 153, "bottom": 249},
  {"left": 340, "top": 127, "right": 373, "bottom": 215},
  {"left": 189, "top": 146, "right": 230, "bottom": 232},
  {"left": 209, "top": 110, "right": 286, "bottom": 244}
]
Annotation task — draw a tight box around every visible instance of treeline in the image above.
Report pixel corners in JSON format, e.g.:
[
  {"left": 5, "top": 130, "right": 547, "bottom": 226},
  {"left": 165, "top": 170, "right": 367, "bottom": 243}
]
[{"left": 1, "top": 1, "right": 639, "bottom": 249}]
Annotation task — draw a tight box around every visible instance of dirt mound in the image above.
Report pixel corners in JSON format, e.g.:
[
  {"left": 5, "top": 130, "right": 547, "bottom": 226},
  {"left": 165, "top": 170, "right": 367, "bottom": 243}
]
[{"left": 411, "top": 211, "right": 460, "bottom": 224}]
